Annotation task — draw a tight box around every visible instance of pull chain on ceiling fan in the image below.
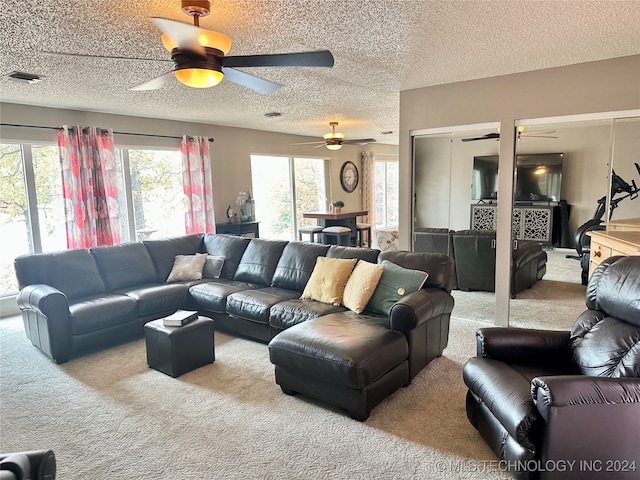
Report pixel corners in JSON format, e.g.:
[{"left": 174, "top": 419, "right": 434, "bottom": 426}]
[
  {"left": 291, "top": 122, "right": 376, "bottom": 150},
  {"left": 42, "top": 0, "right": 334, "bottom": 94}
]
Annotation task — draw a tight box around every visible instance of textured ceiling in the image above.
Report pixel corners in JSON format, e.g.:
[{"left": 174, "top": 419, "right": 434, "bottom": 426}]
[{"left": 1, "top": 0, "right": 640, "bottom": 145}]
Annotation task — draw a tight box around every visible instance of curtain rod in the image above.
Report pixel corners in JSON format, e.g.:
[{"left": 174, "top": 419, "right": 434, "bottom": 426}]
[{"left": 0, "top": 123, "right": 214, "bottom": 142}]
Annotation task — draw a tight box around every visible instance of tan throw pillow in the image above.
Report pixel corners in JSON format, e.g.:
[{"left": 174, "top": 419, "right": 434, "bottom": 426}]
[
  {"left": 300, "top": 257, "right": 357, "bottom": 306},
  {"left": 343, "top": 260, "right": 384, "bottom": 314},
  {"left": 166, "top": 253, "right": 208, "bottom": 282}
]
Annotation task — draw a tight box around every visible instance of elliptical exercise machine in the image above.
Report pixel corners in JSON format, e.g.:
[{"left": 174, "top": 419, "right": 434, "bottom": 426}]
[{"left": 571, "top": 162, "right": 640, "bottom": 285}]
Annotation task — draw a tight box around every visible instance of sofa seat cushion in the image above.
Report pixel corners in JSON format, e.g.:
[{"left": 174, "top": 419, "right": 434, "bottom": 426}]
[
  {"left": 463, "top": 357, "right": 544, "bottom": 450},
  {"left": 117, "top": 283, "right": 190, "bottom": 317},
  {"left": 189, "top": 279, "right": 257, "bottom": 313},
  {"left": 69, "top": 293, "right": 138, "bottom": 335},
  {"left": 227, "top": 287, "right": 300, "bottom": 324},
  {"left": 269, "top": 312, "right": 408, "bottom": 389},
  {"left": 269, "top": 299, "right": 346, "bottom": 331}
]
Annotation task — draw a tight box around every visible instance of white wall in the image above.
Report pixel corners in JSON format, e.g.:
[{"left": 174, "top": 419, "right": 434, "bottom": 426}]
[{"left": 0, "top": 103, "right": 398, "bottom": 224}]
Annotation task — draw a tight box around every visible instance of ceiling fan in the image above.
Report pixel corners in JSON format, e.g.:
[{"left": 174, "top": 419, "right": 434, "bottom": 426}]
[
  {"left": 461, "top": 127, "right": 557, "bottom": 142},
  {"left": 43, "top": 0, "right": 334, "bottom": 94},
  {"left": 291, "top": 122, "right": 377, "bottom": 151}
]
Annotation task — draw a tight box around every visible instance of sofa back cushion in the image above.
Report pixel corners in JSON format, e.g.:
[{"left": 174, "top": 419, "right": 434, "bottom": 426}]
[
  {"left": 91, "top": 242, "right": 158, "bottom": 291},
  {"left": 414, "top": 228, "right": 455, "bottom": 255},
  {"left": 144, "top": 234, "right": 204, "bottom": 282},
  {"left": 234, "top": 238, "right": 288, "bottom": 285},
  {"left": 327, "top": 245, "right": 379, "bottom": 263},
  {"left": 272, "top": 242, "right": 330, "bottom": 292},
  {"left": 571, "top": 255, "right": 640, "bottom": 378},
  {"left": 379, "top": 250, "right": 454, "bottom": 292},
  {"left": 203, "top": 234, "right": 251, "bottom": 279},
  {"left": 14, "top": 249, "right": 106, "bottom": 300}
]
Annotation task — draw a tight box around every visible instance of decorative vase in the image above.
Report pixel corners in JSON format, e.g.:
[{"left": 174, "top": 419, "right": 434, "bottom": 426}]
[
  {"left": 245, "top": 199, "right": 255, "bottom": 220},
  {"left": 334, "top": 207, "right": 342, "bottom": 214}
]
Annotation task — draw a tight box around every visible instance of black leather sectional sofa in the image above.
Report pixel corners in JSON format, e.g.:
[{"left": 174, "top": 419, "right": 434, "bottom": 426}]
[
  {"left": 15, "top": 233, "right": 455, "bottom": 419},
  {"left": 414, "top": 228, "right": 547, "bottom": 296}
]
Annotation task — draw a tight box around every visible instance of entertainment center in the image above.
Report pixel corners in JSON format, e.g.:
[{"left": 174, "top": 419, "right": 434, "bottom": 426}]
[{"left": 470, "top": 153, "right": 570, "bottom": 246}]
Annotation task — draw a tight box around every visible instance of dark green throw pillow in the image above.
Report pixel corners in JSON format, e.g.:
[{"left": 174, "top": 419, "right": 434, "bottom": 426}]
[{"left": 366, "top": 260, "right": 429, "bottom": 315}]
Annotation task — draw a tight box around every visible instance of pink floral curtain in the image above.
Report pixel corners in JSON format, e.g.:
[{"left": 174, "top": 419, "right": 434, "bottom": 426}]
[
  {"left": 181, "top": 135, "right": 215, "bottom": 233},
  {"left": 57, "top": 126, "right": 121, "bottom": 249},
  {"left": 360, "top": 151, "right": 375, "bottom": 226}
]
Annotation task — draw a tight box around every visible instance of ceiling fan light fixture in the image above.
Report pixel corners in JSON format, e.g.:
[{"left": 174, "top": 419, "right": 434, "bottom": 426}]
[
  {"left": 534, "top": 165, "right": 547, "bottom": 175},
  {"left": 325, "top": 142, "right": 342, "bottom": 151},
  {"left": 161, "top": 30, "right": 232, "bottom": 54},
  {"left": 323, "top": 132, "right": 345, "bottom": 141},
  {"left": 175, "top": 68, "right": 224, "bottom": 88}
]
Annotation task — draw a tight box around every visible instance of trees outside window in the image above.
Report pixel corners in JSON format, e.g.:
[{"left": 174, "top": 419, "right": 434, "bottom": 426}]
[
  {"left": 0, "top": 143, "right": 184, "bottom": 296},
  {"left": 374, "top": 160, "right": 399, "bottom": 228},
  {"left": 250, "top": 155, "right": 329, "bottom": 240}
]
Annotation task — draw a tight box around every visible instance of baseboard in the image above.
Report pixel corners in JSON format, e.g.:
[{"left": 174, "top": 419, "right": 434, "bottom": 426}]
[{"left": 0, "top": 295, "right": 19, "bottom": 318}]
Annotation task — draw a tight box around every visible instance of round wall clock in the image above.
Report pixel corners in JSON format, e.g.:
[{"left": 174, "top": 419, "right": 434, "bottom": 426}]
[{"left": 340, "top": 161, "right": 359, "bottom": 193}]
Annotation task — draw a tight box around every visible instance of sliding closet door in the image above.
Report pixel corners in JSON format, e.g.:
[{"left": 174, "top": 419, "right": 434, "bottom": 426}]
[
  {"left": 412, "top": 125, "right": 500, "bottom": 323},
  {"left": 508, "top": 113, "right": 639, "bottom": 327}
]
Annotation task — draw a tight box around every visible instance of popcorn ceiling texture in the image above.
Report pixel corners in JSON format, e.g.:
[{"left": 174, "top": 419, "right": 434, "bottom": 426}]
[{"left": 1, "top": 0, "right": 639, "bottom": 144}]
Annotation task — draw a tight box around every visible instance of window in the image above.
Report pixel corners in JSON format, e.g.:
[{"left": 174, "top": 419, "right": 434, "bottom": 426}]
[
  {"left": 0, "top": 142, "right": 184, "bottom": 296},
  {"left": 127, "top": 149, "right": 184, "bottom": 241},
  {"left": 250, "top": 155, "right": 329, "bottom": 240},
  {"left": 1, "top": 144, "right": 31, "bottom": 294},
  {"left": 373, "top": 159, "right": 399, "bottom": 228}
]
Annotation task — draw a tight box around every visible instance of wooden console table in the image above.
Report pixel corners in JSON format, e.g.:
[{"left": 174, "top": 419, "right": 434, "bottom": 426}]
[
  {"left": 215, "top": 221, "right": 260, "bottom": 238},
  {"left": 587, "top": 229, "right": 640, "bottom": 279}
]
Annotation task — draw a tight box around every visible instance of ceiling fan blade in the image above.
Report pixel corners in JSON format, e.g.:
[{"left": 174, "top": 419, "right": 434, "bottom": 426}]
[
  {"left": 222, "top": 67, "right": 282, "bottom": 94},
  {"left": 343, "top": 138, "right": 377, "bottom": 145},
  {"left": 461, "top": 133, "right": 501, "bottom": 142},
  {"left": 41, "top": 50, "right": 172, "bottom": 63},
  {"left": 526, "top": 135, "right": 558, "bottom": 139},
  {"left": 290, "top": 141, "right": 326, "bottom": 146},
  {"left": 151, "top": 17, "right": 205, "bottom": 55},
  {"left": 129, "top": 71, "right": 175, "bottom": 91},
  {"left": 222, "top": 50, "right": 334, "bottom": 68},
  {"left": 520, "top": 130, "right": 557, "bottom": 136}
]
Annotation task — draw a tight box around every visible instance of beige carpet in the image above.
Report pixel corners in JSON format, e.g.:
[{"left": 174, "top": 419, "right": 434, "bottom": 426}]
[{"left": 0, "top": 249, "right": 586, "bottom": 479}]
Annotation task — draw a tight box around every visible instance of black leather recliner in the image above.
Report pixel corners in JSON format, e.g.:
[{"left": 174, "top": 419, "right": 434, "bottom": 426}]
[
  {"left": 463, "top": 255, "right": 640, "bottom": 479},
  {"left": 452, "top": 230, "right": 547, "bottom": 297},
  {"left": 0, "top": 450, "right": 56, "bottom": 480}
]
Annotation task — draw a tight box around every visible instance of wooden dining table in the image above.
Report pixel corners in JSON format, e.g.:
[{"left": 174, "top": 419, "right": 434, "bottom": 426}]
[{"left": 302, "top": 210, "right": 368, "bottom": 246}]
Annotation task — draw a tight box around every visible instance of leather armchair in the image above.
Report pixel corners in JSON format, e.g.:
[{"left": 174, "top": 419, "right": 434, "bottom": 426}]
[
  {"left": 0, "top": 450, "right": 56, "bottom": 480},
  {"left": 463, "top": 255, "right": 640, "bottom": 479}
]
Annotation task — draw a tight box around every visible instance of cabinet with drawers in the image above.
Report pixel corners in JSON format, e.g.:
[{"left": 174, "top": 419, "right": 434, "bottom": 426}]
[{"left": 587, "top": 230, "right": 640, "bottom": 279}]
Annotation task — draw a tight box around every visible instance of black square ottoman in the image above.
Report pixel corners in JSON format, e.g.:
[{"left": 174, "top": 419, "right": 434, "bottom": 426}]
[{"left": 145, "top": 316, "right": 215, "bottom": 377}]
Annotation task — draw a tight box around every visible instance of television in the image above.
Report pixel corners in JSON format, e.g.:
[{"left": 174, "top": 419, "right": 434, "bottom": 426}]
[{"left": 472, "top": 153, "right": 564, "bottom": 203}]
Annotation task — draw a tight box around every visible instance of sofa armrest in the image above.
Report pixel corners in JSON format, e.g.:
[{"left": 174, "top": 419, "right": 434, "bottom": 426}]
[
  {"left": 17, "top": 284, "right": 69, "bottom": 317},
  {"left": 477, "top": 327, "right": 573, "bottom": 368},
  {"left": 531, "top": 376, "right": 640, "bottom": 466},
  {"left": 532, "top": 376, "right": 640, "bottom": 419},
  {"left": 16, "top": 284, "right": 72, "bottom": 364},
  {"left": 388, "top": 288, "right": 454, "bottom": 334}
]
